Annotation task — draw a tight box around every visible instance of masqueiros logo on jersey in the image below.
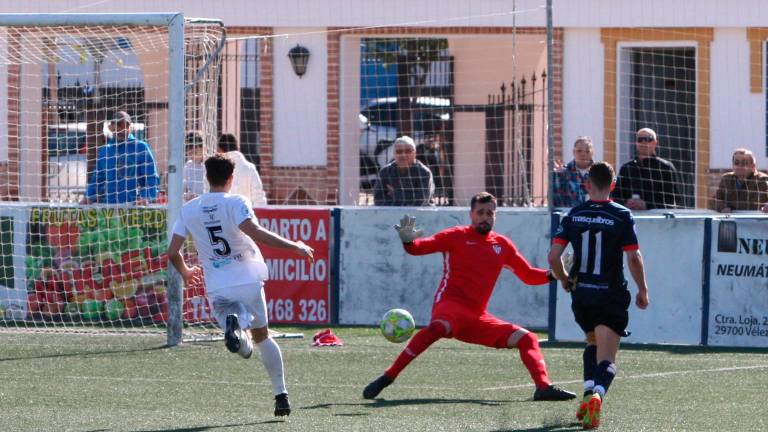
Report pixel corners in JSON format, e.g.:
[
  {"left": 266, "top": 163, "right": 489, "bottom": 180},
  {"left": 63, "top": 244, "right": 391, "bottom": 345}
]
[{"left": 571, "top": 215, "right": 615, "bottom": 226}]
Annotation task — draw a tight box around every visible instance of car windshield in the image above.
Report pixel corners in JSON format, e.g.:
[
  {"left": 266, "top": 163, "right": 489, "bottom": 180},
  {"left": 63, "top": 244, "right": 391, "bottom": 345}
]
[{"left": 361, "top": 98, "right": 450, "bottom": 132}]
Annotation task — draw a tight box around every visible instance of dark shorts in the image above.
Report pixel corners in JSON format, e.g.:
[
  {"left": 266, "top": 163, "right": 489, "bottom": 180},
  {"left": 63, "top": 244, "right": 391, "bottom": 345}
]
[
  {"left": 431, "top": 300, "right": 522, "bottom": 349},
  {"left": 571, "top": 289, "right": 631, "bottom": 336}
]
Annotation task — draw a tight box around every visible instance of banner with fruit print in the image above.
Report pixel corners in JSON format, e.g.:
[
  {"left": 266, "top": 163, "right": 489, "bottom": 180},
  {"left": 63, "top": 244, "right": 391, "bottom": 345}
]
[{"left": 26, "top": 206, "right": 168, "bottom": 323}]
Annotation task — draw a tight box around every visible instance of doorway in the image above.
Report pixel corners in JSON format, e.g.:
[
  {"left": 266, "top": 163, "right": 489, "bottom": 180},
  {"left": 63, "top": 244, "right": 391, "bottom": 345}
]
[{"left": 619, "top": 47, "right": 696, "bottom": 208}]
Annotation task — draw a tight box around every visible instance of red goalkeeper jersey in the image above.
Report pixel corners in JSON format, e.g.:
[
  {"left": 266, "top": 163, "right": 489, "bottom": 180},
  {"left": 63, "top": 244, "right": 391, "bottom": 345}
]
[{"left": 404, "top": 226, "right": 549, "bottom": 313}]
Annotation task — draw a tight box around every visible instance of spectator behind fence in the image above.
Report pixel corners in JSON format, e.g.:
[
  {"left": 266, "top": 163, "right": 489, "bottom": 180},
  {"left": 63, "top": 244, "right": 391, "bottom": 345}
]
[
  {"left": 710, "top": 148, "right": 768, "bottom": 213},
  {"left": 374, "top": 136, "right": 435, "bottom": 206},
  {"left": 612, "top": 128, "right": 682, "bottom": 210},
  {"left": 82, "top": 111, "right": 158, "bottom": 205},
  {"left": 184, "top": 131, "right": 206, "bottom": 200},
  {"left": 553, "top": 136, "right": 594, "bottom": 207},
  {"left": 217, "top": 133, "right": 267, "bottom": 207}
]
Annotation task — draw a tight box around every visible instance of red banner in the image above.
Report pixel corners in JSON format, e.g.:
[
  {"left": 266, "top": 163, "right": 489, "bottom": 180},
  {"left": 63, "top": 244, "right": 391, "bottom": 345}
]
[
  {"left": 256, "top": 208, "right": 331, "bottom": 324},
  {"left": 183, "top": 208, "right": 331, "bottom": 325}
]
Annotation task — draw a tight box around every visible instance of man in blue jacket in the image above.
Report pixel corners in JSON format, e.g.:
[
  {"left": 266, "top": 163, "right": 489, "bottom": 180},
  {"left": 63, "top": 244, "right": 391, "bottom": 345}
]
[{"left": 82, "top": 111, "right": 159, "bottom": 204}]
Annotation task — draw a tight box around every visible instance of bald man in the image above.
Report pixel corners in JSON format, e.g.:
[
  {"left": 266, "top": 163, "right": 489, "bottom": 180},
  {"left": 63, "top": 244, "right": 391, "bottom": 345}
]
[{"left": 612, "top": 128, "right": 682, "bottom": 210}]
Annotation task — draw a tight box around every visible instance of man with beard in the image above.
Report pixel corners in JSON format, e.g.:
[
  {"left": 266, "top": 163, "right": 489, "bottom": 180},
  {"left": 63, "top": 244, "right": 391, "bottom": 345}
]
[{"left": 362, "top": 192, "right": 576, "bottom": 402}]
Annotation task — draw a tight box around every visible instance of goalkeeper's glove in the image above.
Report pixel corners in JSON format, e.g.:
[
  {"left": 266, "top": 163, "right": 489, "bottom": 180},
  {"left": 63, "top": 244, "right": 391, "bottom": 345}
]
[{"left": 394, "top": 214, "right": 423, "bottom": 243}]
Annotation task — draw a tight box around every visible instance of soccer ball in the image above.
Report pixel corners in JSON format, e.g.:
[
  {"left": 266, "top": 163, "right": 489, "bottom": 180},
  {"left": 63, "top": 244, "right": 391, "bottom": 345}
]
[{"left": 380, "top": 308, "right": 415, "bottom": 343}]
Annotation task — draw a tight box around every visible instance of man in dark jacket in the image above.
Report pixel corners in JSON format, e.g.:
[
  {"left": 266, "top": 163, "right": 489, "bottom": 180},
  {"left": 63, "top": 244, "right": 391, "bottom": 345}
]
[
  {"left": 374, "top": 136, "right": 434, "bottom": 206},
  {"left": 612, "top": 128, "right": 682, "bottom": 210}
]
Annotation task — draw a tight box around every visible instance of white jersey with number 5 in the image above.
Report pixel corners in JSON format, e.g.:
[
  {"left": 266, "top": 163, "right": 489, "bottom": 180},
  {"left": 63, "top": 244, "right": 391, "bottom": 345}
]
[{"left": 172, "top": 192, "right": 268, "bottom": 293}]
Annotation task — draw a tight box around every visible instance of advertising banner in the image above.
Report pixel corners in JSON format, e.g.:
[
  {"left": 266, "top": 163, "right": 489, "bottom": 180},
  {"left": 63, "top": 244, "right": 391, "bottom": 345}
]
[
  {"left": 0, "top": 214, "right": 28, "bottom": 320},
  {"left": 26, "top": 206, "right": 168, "bottom": 323},
  {"left": 256, "top": 208, "right": 331, "bottom": 324},
  {"left": 708, "top": 219, "right": 768, "bottom": 347},
  {"left": 184, "top": 208, "right": 331, "bottom": 325}
]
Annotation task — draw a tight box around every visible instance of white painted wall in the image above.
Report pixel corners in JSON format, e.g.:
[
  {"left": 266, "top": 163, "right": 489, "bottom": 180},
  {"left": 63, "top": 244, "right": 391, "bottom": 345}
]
[
  {"left": 339, "top": 207, "right": 552, "bottom": 328},
  {"left": 0, "top": 0, "right": 547, "bottom": 27},
  {"left": 710, "top": 28, "right": 766, "bottom": 169},
  {"left": 555, "top": 0, "right": 768, "bottom": 28},
  {"left": 273, "top": 27, "right": 327, "bottom": 166},
  {"left": 562, "top": 28, "right": 604, "bottom": 160},
  {"left": 554, "top": 217, "right": 706, "bottom": 345},
  {"left": 9, "top": 1, "right": 768, "bottom": 28}
]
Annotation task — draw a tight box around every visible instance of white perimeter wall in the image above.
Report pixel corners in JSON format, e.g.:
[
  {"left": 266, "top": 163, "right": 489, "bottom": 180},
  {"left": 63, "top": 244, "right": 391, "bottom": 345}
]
[
  {"left": 338, "top": 207, "right": 552, "bottom": 328},
  {"left": 554, "top": 217, "right": 706, "bottom": 345}
]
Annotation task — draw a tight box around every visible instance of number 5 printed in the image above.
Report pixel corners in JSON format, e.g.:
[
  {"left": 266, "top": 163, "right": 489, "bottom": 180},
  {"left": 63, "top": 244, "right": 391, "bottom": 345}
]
[{"left": 206, "top": 225, "right": 232, "bottom": 257}]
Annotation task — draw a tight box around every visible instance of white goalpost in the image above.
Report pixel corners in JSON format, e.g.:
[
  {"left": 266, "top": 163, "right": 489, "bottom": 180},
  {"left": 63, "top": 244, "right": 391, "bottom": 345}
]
[{"left": 0, "top": 13, "right": 225, "bottom": 346}]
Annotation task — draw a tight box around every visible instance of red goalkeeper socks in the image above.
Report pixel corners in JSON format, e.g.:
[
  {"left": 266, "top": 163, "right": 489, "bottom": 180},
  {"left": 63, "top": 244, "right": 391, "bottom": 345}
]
[
  {"left": 516, "top": 331, "right": 552, "bottom": 390},
  {"left": 384, "top": 320, "right": 447, "bottom": 379}
]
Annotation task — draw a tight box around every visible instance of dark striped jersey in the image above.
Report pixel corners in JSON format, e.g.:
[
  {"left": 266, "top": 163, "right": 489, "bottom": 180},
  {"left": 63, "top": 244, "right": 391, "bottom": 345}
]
[{"left": 553, "top": 200, "right": 639, "bottom": 303}]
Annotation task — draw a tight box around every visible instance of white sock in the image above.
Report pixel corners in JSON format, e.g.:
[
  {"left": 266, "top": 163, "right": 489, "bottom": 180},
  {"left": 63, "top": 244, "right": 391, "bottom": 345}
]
[
  {"left": 257, "top": 337, "right": 287, "bottom": 395},
  {"left": 593, "top": 385, "right": 606, "bottom": 397},
  {"left": 583, "top": 380, "right": 595, "bottom": 393},
  {"left": 238, "top": 332, "right": 253, "bottom": 359}
]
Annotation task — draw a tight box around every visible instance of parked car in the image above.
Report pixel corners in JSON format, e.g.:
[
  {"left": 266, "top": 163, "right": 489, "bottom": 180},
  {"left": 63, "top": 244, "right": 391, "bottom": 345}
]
[{"left": 359, "top": 96, "right": 450, "bottom": 189}]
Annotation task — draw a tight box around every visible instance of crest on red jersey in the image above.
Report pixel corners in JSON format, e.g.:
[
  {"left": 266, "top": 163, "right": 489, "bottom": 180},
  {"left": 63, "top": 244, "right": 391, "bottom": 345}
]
[{"left": 492, "top": 245, "right": 502, "bottom": 255}]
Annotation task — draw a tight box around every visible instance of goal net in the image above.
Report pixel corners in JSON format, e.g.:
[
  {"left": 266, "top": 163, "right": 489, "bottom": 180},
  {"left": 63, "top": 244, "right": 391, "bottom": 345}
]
[{"left": 0, "top": 14, "right": 224, "bottom": 341}]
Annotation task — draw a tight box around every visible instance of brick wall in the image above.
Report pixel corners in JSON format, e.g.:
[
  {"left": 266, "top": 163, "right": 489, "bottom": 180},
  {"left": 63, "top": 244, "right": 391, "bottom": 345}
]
[{"left": 1, "top": 31, "right": 21, "bottom": 201}]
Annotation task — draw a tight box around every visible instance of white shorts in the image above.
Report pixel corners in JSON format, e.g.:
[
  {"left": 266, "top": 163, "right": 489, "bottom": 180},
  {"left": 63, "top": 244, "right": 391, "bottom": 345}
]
[{"left": 208, "top": 282, "right": 268, "bottom": 330}]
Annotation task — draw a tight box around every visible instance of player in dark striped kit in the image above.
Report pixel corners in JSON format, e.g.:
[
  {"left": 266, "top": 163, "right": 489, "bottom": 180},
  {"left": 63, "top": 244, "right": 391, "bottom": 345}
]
[{"left": 549, "top": 161, "right": 650, "bottom": 429}]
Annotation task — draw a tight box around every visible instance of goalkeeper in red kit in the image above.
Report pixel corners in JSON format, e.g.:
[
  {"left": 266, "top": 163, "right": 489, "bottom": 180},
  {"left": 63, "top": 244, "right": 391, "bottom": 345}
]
[{"left": 363, "top": 192, "right": 576, "bottom": 402}]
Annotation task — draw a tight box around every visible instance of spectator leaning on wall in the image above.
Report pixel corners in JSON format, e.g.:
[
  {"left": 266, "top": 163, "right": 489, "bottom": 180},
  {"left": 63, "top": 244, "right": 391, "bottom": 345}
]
[
  {"left": 553, "top": 136, "right": 595, "bottom": 208},
  {"left": 710, "top": 148, "right": 768, "bottom": 213},
  {"left": 374, "top": 136, "right": 435, "bottom": 206}
]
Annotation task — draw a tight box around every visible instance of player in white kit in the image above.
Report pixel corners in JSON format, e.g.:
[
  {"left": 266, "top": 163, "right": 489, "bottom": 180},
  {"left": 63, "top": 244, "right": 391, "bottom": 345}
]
[{"left": 167, "top": 154, "right": 314, "bottom": 417}]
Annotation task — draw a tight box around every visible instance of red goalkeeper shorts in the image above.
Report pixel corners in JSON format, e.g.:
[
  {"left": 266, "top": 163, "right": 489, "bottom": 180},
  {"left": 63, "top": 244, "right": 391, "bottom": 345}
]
[{"left": 431, "top": 300, "right": 522, "bottom": 349}]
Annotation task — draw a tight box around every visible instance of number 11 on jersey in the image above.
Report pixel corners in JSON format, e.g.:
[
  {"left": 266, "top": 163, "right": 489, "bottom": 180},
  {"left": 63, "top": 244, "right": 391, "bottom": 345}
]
[{"left": 579, "top": 230, "right": 602, "bottom": 275}]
